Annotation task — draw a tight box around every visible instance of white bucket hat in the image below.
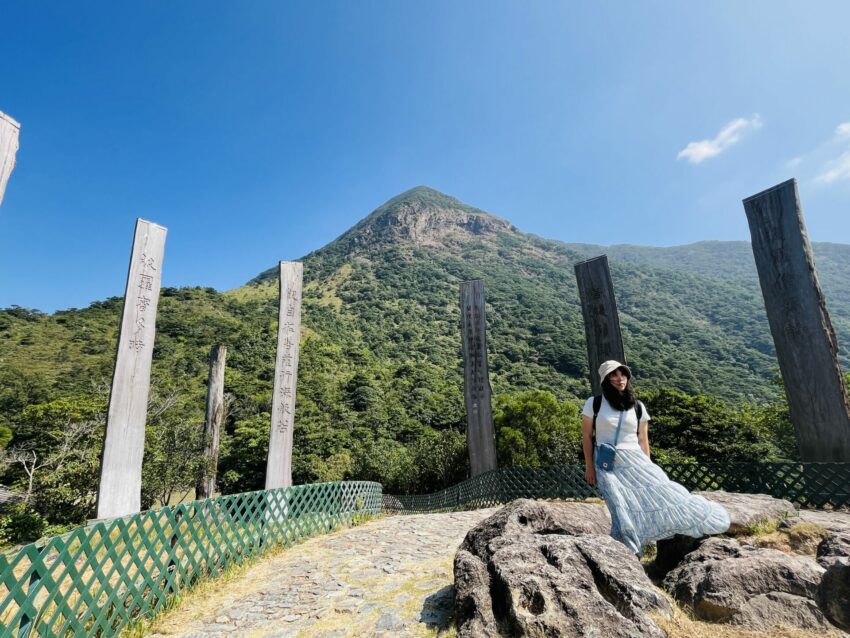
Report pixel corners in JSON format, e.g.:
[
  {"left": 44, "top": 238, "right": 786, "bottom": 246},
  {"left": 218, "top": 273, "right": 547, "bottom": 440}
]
[{"left": 598, "top": 360, "right": 631, "bottom": 384}]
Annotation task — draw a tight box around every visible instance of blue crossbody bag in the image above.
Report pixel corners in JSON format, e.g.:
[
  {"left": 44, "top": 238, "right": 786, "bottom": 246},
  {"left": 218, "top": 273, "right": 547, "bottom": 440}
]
[{"left": 595, "top": 409, "right": 625, "bottom": 472}]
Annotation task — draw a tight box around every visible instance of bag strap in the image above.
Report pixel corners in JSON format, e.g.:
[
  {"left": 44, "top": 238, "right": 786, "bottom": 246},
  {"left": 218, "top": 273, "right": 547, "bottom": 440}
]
[
  {"left": 611, "top": 408, "right": 626, "bottom": 446},
  {"left": 593, "top": 396, "right": 642, "bottom": 446}
]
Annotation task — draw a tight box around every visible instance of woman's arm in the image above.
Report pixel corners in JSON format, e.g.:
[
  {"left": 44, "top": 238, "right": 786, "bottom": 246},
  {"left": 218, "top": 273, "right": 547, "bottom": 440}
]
[
  {"left": 638, "top": 421, "right": 650, "bottom": 458},
  {"left": 581, "top": 415, "right": 596, "bottom": 486}
]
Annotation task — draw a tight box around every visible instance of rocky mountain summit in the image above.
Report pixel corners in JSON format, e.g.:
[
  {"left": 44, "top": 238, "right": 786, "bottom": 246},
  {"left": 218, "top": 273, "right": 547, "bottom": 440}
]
[
  {"left": 337, "top": 186, "right": 517, "bottom": 251},
  {"left": 454, "top": 497, "right": 850, "bottom": 637}
]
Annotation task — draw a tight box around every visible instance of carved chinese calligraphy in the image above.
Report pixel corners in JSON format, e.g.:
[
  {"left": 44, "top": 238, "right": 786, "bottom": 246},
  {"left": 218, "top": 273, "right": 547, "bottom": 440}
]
[
  {"left": 744, "top": 179, "right": 850, "bottom": 461},
  {"left": 96, "top": 219, "right": 167, "bottom": 519},
  {"left": 196, "top": 345, "right": 227, "bottom": 500},
  {"left": 265, "top": 262, "right": 303, "bottom": 489},
  {"left": 574, "top": 255, "right": 626, "bottom": 396},
  {"left": 0, "top": 111, "right": 20, "bottom": 207},
  {"left": 460, "top": 280, "right": 497, "bottom": 476}
]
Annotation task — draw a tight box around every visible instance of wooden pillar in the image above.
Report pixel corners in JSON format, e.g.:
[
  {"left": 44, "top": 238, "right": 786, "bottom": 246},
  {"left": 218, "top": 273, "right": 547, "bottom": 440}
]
[
  {"left": 0, "top": 111, "right": 20, "bottom": 207},
  {"left": 196, "top": 345, "right": 227, "bottom": 500},
  {"left": 265, "top": 262, "right": 303, "bottom": 489},
  {"left": 460, "top": 280, "right": 497, "bottom": 476},
  {"left": 96, "top": 219, "right": 167, "bottom": 519},
  {"left": 574, "top": 255, "right": 626, "bottom": 396},
  {"left": 743, "top": 179, "right": 850, "bottom": 461}
]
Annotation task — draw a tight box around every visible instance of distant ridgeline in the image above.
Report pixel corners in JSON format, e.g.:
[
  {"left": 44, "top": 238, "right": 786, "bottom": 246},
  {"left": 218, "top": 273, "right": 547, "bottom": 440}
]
[{"left": 1, "top": 186, "right": 850, "bottom": 519}]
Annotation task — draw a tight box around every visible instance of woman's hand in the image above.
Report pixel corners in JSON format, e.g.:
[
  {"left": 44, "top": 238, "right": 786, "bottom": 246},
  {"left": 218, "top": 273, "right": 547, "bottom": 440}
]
[{"left": 585, "top": 464, "right": 596, "bottom": 487}]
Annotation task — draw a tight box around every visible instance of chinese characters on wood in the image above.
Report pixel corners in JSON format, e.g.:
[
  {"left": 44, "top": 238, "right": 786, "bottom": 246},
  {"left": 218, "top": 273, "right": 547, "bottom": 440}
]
[
  {"left": 574, "top": 255, "right": 626, "bottom": 396},
  {"left": 96, "top": 219, "right": 167, "bottom": 519},
  {"left": 265, "top": 262, "right": 303, "bottom": 489},
  {"left": 460, "top": 280, "right": 497, "bottom": 476},
  {"left": 744, "top": 179, "right": 850, "bottom": 461}
]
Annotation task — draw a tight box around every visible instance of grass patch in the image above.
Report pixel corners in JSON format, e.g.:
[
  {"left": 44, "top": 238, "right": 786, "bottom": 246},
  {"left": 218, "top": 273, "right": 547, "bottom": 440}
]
[
  {"left": 739, "top": 521, "right": 829, "bottom": 556},
  {"left": 654, "top": 597, "right": 845, "bottom": 638}
]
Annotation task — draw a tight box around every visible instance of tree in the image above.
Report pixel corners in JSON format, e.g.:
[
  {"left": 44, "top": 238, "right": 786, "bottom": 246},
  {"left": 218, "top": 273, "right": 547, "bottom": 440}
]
[{"left": 493, "top": 391, "right": 582, "bottom": 467}]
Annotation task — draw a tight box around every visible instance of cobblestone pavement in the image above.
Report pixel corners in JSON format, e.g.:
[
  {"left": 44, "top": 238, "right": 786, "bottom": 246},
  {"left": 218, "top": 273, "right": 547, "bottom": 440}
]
[{"left": 148, "top": 508, "right": 499, "bottom": 638}]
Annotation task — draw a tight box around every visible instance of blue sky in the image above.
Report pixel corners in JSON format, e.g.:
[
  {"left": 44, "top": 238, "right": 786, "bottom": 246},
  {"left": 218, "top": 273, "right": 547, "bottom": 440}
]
[{"left": 2, "top": 1, "right": 849, "bottom": 312}]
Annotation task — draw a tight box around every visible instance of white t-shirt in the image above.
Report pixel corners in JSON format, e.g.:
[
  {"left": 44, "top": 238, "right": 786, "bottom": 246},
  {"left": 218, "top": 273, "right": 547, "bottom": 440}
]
[{"left": 581, "top": 396, "right": 650, "bottom": 451}]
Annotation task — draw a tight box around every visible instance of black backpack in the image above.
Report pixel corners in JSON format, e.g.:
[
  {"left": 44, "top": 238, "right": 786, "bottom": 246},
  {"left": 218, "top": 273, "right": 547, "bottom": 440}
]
[{"left": 591, "top": 395, "right": 643, "bottom": 443}]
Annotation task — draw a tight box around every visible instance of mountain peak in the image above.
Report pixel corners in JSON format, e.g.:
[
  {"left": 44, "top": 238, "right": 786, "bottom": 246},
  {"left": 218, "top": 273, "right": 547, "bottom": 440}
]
[{"left": 338, "top": 186, "right": 516, "bottom": 251}]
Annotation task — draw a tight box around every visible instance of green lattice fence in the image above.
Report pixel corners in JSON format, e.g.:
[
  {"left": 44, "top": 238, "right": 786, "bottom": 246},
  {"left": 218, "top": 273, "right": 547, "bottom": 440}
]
[
  {"left": 383, "top": 463, "right": 850, "bottom": 514},
  {"left": 0, "top": 480, "right": 381, "bottom": 638}
]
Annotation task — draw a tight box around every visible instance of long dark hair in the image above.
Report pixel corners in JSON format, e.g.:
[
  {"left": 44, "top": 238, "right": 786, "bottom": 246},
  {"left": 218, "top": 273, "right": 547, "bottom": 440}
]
[{"left": 601, "top": 372, "right": 636, "bottom": 411}]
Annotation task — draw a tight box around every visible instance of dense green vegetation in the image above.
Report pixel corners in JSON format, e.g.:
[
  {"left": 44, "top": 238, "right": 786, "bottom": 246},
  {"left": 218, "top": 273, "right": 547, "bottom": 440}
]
[{"left": 1, "top": 186, "right": 848, "bottom": 545}]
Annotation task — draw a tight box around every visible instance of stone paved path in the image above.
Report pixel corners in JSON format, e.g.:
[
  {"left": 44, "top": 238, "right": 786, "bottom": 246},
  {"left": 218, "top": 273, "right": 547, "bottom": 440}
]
[{"left": 148, "top": 508, "right": 499, "bottom": 638}]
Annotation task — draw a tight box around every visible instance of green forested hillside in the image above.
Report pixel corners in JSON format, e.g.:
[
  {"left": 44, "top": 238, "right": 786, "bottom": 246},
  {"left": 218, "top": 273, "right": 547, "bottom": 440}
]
[{"left": 1, "top": 186, "right": 846, "bottom": 540}]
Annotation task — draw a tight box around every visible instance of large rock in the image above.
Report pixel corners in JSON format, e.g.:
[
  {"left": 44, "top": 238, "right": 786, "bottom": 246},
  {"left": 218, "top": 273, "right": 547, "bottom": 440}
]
[
  {"left": 454, "top": 549, "right": 500, "bottom": 638},
  {"left": 818, "top": 558, "right": 850, "bottom": 631},
  {"left": 455, "top": 533, "right": 671, "bottom": 637},
  {"left": 696, "top": 491, "right": 796, "bottom": 534},
  {"left": 785, "top": 509, "right": 850, "bottom": 535},
  {"left": 817, "top": 531, "right": 850, "bottom": 567},
  {"left": 459, "top": 498, "right": 610, "bottom": 562},
  {"left": 663, "top": 537, "right": 829, "bottom": 631}
]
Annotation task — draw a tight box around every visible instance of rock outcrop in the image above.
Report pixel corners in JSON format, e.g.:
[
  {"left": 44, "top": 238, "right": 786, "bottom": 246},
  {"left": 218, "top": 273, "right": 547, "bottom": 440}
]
[
  {"left": 817, "top": 558, "right": 850, "bottom": 631},
  {"left": 454, "top": 500, "right": 670, "bottom": 638},
  {"left": 458, "top": 498, "right": 610, "bottom": 562},
  {"left": 696, "top": 490, "right": 796, "bottom": 534},
  {"left": 663, "top": 537, "right": 829, "bottom": 631},
  {"left": 817, "top": 531, "right": 850, "bottom": 567}
]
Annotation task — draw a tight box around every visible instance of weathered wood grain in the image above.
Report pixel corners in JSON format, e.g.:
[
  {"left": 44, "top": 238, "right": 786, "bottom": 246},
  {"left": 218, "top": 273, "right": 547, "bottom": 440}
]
[
  {"left": 266, "top": 262, "right": 303, "bottom": 489},
  {"left": 196, "top": 345, "right": 227, "bottom": 500},
  {"left": 744, "top": 179, "right": 850, "bottom": 461},
  {"left": 460, "top": 280, "right": 497, "bottom": 476},
  {"left": 574, "top": 255, "right": 627, "bottom": 396},
  {"left": 96, "top": 219, "right": 167, "bottom": 519},
  {"left": 0, "top": 111, "right": 20, "bottom": 207}
]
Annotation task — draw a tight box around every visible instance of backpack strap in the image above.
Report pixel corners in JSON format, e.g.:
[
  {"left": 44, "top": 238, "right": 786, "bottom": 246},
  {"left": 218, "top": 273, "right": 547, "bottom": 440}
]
[{"left": 591, "top": 395, "right": 602, "bottom": 446}]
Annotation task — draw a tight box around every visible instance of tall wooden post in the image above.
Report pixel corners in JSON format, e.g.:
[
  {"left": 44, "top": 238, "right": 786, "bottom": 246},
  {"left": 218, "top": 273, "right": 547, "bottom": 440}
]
[
  {"left": 574, "top": 256, "right": 626, "bottom": 396},
  {"left": 460, "top": 280, "right": 497, "bottom": 476},
  {"left": 743, "top": 179, "right": 850, "bottom": 461},
  {"left": 0, "top": 111, "right": 20, "bottom": 207},
  {"left": 96, "top": 219, "right": 167, "bottom": 519},
  {"left": 196, "top": 345, "right": 227, "bottom": 500},
  {"left": 265, "top": 262, "right": 303, "bottom": 489}
]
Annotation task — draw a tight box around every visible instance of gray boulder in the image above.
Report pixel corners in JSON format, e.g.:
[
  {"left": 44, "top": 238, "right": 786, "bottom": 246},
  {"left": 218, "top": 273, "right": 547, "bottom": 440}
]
[
  {"left": 459, "top": 498, "right": 610, "bottom": 562},
  {"left": 454, "top": 549, "right": 500, "bottom": 638},
  {"left": 728, "top": 592, "right": 831, "bottom": 631},
  {"left": 782, "top": 509, "right": 850, "bottom": 535},
  {"left": 455, "top": 533, "right": 671, "bottom": 638},
  {"left": 663, "top": 537, "right": 829, "bottom": 631},
  {"left": 696, "top": 490, "right": 796, "bottom": 534},
  {"left": 817, "top": 532, "right": 850, "bottom": 568},
  {"left": 817, "top": 558, "right": 850, "bottom": 631}
]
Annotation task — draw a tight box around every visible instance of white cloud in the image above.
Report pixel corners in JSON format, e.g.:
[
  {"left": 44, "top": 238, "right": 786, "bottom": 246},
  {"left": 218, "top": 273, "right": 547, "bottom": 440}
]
[
  {"left": 835, "top": 122, "right": 850, "bottom": 139},
  {"left": 677, "top": 114, "right": 762, "bottom": 164},
  {"left": 786, "top": 156, "right": 802, "bottom": 169},
  {"left": 816, "top": 150, "right": 850, "bottom": 184}
]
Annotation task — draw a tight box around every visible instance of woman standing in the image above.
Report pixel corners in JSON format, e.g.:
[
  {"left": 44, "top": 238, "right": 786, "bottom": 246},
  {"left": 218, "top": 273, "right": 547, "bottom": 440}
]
[{"left": 582, "top": 360, "right": 730, "bottom": 555}]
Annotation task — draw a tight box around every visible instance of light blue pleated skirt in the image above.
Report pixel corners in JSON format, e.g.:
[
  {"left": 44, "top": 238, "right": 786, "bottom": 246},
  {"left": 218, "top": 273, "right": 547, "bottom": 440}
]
[{"left": 595, "top": 448, "right": 730, "bottom": 555}]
